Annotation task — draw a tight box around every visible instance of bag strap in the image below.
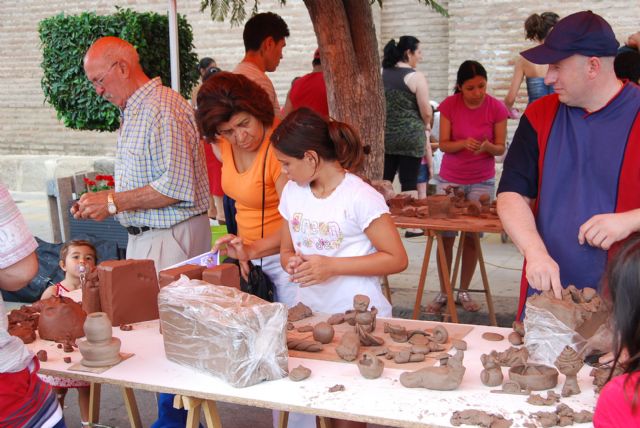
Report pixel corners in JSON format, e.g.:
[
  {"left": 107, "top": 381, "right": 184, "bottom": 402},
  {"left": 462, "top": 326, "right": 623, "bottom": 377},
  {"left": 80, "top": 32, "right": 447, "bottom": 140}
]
[{"left": 259, "top": 143, "right": 270, "bottom": 267}]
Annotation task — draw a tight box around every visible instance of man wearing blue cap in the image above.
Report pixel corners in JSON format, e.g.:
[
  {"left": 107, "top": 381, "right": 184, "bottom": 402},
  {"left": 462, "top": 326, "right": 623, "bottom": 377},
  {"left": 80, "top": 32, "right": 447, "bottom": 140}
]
[{"left": 496, "top": 11, "right": 640, "bottom": 318}]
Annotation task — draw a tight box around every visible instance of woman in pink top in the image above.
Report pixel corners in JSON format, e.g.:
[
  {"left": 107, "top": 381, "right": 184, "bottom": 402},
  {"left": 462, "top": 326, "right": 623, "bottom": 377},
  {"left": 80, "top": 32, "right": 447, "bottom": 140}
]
[
  {"left": 427, "top": 60, "right": 508, "bottom": 313},
  {"left": 593, "top": 237, "right": 640, "bottom": 427}
]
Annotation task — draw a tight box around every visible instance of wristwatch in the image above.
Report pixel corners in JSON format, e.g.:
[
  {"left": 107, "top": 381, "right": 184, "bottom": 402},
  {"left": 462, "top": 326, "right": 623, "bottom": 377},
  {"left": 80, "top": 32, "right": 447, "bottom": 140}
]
[{"left": 107, "top": 192, "right": 118, "bottom": 215}]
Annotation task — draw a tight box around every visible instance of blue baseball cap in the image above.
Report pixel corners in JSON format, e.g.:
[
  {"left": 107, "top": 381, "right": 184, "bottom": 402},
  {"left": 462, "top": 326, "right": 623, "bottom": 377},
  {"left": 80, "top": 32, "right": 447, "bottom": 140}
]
[{"left": 521, "top": 11, "right": 619, "bottom": 64}]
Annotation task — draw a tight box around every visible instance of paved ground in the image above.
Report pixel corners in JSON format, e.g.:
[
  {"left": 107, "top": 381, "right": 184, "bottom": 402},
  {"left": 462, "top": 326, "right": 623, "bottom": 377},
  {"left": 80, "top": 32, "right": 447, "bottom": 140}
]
[{"left": 11, "top": 191, "right": 523, "bottom": 427}]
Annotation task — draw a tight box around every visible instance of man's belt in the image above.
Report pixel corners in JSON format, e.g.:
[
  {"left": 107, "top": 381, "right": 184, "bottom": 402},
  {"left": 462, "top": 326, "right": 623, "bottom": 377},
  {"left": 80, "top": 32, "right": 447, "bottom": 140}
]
[{"left": 126, "top": 226, "right": 151, "bottom": 235}]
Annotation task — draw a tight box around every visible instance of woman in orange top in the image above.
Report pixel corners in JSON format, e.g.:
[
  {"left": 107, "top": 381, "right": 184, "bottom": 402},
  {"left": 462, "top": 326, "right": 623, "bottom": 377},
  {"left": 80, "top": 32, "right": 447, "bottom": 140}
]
[{"left": 196, "top": 72, "right": 296, "bottom": 306}]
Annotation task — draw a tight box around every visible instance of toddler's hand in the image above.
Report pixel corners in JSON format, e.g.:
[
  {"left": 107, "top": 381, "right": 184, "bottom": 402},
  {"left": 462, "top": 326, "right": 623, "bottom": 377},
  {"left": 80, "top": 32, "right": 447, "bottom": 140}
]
[{"left": 292, "top": 255, "right": 332, "bottom": 286}]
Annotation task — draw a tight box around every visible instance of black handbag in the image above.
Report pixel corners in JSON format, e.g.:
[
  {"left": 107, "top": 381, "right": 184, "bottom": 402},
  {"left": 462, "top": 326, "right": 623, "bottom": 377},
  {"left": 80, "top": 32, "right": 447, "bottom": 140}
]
[{"left": 223, "top": 143, "right": 275, "bottom": 302}]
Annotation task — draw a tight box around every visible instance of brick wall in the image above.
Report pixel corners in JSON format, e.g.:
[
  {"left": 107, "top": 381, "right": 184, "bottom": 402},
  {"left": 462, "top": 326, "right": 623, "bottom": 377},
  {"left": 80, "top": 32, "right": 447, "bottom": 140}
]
[{"left": 0, "top": 0, "right": 637, "bottom": 159}]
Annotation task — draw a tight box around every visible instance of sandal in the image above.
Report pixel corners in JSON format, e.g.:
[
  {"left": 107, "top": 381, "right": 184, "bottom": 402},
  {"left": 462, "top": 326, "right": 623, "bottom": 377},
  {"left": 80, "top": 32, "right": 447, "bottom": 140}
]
[
  {"left": 425, "top": 292, "right": 448, "bottom": 314},
  {"left": 456, "top": 291, "right": 480, "bottom": 312}
]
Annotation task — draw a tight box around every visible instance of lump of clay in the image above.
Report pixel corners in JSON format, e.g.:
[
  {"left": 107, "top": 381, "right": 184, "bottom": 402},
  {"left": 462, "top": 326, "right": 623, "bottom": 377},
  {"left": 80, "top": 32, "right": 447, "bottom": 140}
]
[
  {"left": 357, "top": 352, "right": 384, "bottom": 379},
  {"left": 482, "top": 332, "right": 504, "bottom": 342},
  {"left": 508, "top": 331, "right": 523, "bottom": 346},
  {"left": 327, "top": 313, "right": 345, "bottom": 325},
  {"left": 287, "top": 339, "right": 323, "bottom": 352},
  {"left": 37, "top": 296, "right": 87, "bottom": 341},
  {"left": 336, "top": 331, "right": 360, "bottom": 362},
  {"left": 287, "top": 302, "right": 313, "bottom": 322},
  {"left": 98, "top": 259, "right": 159, "bottom": 326},
  {"left": 450, "top": 409, "right": 512, "bottom": 428},
  {"left": 313, "top": 322, "right": 335, "bottom": 344},
  {"left": 78, "top": 312, "right": 122, "bottom": 367},
  {"left": 508, "top": 364, "right": 558, "bottom": 391},
  {"left": 480, "top": 352, "right": 503, "bottom": 387},
  {"left": 400, "top": 349, "right": 466, "bottom": 390},
  {"left": 554, "top": 345, "right": 584, "bottom": 397},
  {"left": 527, "top": 391, "right": 561, "bottom": 406},
  {"left": 9, "top": 324, "right": 36, "bottom": 344},
  {"left": 289, "top": 365, "right": 311, "bottom": 382},
  {"left": 384, "top": 322, "right": 408, "bottom": 342},
  {"left": 431, "top": 325, "right": 449, "bottom": 344}
]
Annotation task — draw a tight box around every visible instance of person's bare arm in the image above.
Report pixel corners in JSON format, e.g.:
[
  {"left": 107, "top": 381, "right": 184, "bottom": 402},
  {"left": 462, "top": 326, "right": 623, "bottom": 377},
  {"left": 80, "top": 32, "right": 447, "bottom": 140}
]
[
  {"left": 497, "top": 191, "right": 562, "bottom": 298},
  {"left": 71, "top": 186, "right": 179, "bottom": 221},
  {"left": 504, "top": 56, "right": 525, "bottom": 109},
  {"left": 411, "top": 72, "right": 433, "bottom": 131},
  {"left": 0, "top": 251, "right": 38, "bottom": 291}
]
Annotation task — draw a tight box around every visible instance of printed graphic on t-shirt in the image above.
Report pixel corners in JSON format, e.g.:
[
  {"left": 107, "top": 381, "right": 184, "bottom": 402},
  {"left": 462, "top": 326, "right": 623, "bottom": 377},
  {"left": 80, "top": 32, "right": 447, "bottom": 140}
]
[{"left": 291, "top": 212, "right": 344, "bottom": 250}]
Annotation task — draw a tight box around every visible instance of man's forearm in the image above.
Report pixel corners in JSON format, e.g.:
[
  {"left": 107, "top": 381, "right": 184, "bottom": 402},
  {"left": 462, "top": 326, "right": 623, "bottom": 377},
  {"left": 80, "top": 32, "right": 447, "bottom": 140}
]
[
  {"left": 113, "top": 185, "right": 179, "bottom": 213},
  {"left": 497, "top": 192, "right": 547, "bottom": 259}
]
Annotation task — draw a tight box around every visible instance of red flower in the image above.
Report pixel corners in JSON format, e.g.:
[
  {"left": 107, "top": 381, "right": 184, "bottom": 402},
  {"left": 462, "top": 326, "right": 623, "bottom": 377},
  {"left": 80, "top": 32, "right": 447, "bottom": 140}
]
[
  {"left": 83, "top": 177, "right": 91, "bottom": 184},
  {"left": 87, "top": 180, "right": 96, "bottom": 186},
  {"left": 107, "top": 181, "right": 115, "bottom": 187}
]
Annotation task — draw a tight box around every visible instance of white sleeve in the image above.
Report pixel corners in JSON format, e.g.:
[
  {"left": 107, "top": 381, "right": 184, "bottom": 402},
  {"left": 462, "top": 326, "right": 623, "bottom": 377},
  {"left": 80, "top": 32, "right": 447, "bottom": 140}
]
[{"left": 352, "top": 179, "right": 390, "bottom": 231}]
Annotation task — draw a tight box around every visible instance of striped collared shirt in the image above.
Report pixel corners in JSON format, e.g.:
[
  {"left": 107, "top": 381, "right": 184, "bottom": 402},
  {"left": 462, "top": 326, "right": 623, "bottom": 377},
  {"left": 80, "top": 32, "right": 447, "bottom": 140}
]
[{"left": 114, "top": 78, "right": 208, "bottom": 228}]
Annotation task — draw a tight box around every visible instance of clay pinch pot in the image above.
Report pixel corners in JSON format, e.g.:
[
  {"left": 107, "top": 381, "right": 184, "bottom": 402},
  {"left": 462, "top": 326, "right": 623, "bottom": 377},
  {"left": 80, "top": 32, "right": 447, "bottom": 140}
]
[
  {"left": 508, "top": 364, "right": 558, "bottom": 391},
  {"left": 357, "top": 352, "right": 385, "bottom": 379},
  {"left": 37, "top": 295, "right": 87, "bottom": 341},
  {"left": 426, "top": 195, "right": 451, "bottom": 219}
]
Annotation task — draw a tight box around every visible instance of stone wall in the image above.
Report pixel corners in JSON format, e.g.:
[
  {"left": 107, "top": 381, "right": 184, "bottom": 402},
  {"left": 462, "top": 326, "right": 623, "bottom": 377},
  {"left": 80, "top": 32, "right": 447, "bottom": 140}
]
[{"left": 0, "top": 0, "right": 637, "bottom": 190}]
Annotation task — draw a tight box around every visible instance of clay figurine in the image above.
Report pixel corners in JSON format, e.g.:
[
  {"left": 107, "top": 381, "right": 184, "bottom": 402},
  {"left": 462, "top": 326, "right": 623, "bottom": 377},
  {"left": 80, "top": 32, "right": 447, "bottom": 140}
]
[
  {"left": 480, "top": 352, "right": 503, "bottom": 387},
  {"left": 336, "top": 331, "right": 360, "bottom": 361},
  {"left": 400, "top": 349, "right": 466, "bottom": 390},
  {"left": 495, "top": 347, "right": 529, "bottom": 367},
  {"left": 288, "top": 365, "right": 312, "bottom": 382},
  {"left": 554, "top": 345, "right": 584, "bottom": 397},
  {"left": 357, "top": 352, "right": 385, "bottom": 379},
  {"left": 353, "top": 295, "right": 384, "bottom": 346},
  {"left": 78, "top": 312, "right": 122, "bottom": 367},
  {"left": 312, "top": 322, "right": 335, "bottom": 344},
  {"left": 508, "top": 364, "right": 558, "bottom": 391}
]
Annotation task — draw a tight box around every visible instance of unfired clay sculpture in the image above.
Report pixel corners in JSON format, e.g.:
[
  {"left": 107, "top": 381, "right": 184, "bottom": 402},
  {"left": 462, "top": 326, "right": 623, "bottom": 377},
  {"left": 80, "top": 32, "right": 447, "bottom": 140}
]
[
  {"left": 81, "top": 269, "right": 101, "bottom": 314},
  {"left": 353, "top": 295, "right": 383, "bottom": 346},
  {"left": 384, "top": 322, "right": 408, "bottom": 342},
  {"left": 495, "top": 347, "right": 529, "bottom": 367},
  {"left": 508, "top": 364, "right": 558, "bottom": 391},
  {"left": 78, "top": 312, "right": 121, "bottom": 367},
  {"left": 554, "top": 345, "right": 584, "bottom": 397},
  {"left": 336, "top": 331, "right": 360, "bottom": 361},
  {"left": 357, "top": 352, "right": 384, "bottom": 379},
  {"left": 400, "top": 349, "right": 466, "bottom": 390},
  {"left": 36, "top": 296, "right": 87, "bottom": 341},
  {"left": 288, "top": 365, "right": 312, "bottom": 381},
  {"left": 480, "top": 352, "right": 503, "bottom": 387},
  {"left": 313, "top": 322, "right": 335, "bottom": 344}
]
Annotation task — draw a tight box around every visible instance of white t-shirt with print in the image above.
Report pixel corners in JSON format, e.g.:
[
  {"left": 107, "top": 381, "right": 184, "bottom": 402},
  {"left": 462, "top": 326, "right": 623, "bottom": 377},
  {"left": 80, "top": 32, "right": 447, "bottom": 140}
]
[{"left": 278, "top": 173, "right": 392, "bottom": 316}]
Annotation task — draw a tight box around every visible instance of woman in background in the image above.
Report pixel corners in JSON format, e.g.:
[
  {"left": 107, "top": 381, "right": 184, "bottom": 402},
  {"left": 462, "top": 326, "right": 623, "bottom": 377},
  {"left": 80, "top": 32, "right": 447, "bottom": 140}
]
[{"left": 504, "top": 12, "right": 559, "bottom": 111}]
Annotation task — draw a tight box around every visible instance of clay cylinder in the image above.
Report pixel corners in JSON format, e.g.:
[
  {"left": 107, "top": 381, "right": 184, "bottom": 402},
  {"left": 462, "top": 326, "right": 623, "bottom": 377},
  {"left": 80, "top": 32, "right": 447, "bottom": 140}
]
[{"left": 83, "top": 312, "right": 113, "bottom": 343}]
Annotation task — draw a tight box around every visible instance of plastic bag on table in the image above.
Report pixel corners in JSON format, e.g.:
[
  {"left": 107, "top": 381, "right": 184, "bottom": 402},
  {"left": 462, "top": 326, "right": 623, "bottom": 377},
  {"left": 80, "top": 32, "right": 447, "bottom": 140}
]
[
  {"left": 523, "top": 302, "right": 587, "bottom": 367},
  {"left": 158, "top": 276, "right": 288, "bottom": 388}
]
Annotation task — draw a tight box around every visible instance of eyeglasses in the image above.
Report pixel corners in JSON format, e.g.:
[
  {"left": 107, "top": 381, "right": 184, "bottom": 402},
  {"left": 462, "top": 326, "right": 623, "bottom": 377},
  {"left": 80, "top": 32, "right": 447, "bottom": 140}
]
[{"left": 91, "top": 62, "right": 118, "bottom": 89}]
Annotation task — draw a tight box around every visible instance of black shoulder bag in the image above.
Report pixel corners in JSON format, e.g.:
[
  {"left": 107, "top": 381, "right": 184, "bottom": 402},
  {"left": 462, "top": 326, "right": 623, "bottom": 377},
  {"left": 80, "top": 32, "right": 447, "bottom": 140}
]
[{"left": 226, "top": 144, "right": 276, "bottom": 302}]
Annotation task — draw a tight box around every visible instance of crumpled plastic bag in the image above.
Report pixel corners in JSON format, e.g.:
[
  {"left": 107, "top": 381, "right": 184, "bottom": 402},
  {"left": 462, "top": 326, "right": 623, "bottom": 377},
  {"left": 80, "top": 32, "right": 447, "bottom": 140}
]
[
  {"left": 158, "top": 276, "right": 288, "bottom": 387},
  {"left": 523, "top": 302, "right": 587, "bottom": 367}
]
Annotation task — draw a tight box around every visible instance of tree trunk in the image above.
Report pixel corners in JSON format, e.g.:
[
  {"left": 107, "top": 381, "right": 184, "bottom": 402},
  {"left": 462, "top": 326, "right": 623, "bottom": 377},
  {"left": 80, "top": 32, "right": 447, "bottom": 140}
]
[{"left": 303, "top": 0, "right": 385, "bottom": 180}]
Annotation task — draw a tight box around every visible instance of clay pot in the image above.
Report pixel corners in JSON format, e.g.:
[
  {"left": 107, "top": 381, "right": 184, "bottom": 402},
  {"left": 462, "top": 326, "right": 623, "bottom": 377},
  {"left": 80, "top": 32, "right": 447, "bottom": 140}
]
[
  {"left": 508, "top": 364, "right": 558, "bottom": 391},
  {"left": 84, "top": 312, "right": 113, "bottom": 343},
  {"left": 357, "top": 352, "right": 384, "bottom": 379}
]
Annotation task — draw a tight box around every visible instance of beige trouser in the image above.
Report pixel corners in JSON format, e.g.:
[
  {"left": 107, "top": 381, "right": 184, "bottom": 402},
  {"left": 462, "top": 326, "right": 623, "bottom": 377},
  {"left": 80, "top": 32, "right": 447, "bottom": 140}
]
[{"left": 126, "top": 214, "right": 211, "bottom": 272}]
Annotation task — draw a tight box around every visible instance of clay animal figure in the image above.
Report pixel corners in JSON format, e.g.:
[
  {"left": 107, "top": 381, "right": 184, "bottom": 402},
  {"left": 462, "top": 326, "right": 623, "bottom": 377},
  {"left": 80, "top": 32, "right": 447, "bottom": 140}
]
[
  {"left": 336, "top": 331, "right": 360, "bottom": 361},
  {"left": 554, "top": 345, "right": 584, "bottom": 397},
  {"left": 357, "top": 352, "right": 384, "bottom": 379},
  {"left": 480, "top": 352, "right": 503, "bottom": 387},
  {"left": 400, "top": 349, "right": 466, "bottom": 390}
]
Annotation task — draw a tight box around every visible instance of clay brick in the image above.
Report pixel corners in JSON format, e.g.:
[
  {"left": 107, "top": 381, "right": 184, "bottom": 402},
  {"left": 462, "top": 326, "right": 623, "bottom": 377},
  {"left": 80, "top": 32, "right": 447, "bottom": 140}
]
[
  {"left": 202, "top": 264, "right": 240, "bottom": 290},
  {"left": 158, "top": 264, "right": 206, "bottom": 288}
]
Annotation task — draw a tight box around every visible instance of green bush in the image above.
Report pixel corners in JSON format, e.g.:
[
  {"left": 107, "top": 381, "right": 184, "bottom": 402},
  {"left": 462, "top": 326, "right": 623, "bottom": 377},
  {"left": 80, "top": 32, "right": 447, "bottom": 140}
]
[{"left": 39, "top": 7, "right": 199, "bottom": 132}]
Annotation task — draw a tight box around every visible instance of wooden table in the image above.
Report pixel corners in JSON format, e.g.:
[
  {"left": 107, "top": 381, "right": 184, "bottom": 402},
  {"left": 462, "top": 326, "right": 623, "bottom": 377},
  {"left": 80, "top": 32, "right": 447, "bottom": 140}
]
[
  {"left": 27, "top": 318, "right": 595, "bottom": 428},
  {"left": 394, "top": 214, "right": 504, "bottom": 325}
]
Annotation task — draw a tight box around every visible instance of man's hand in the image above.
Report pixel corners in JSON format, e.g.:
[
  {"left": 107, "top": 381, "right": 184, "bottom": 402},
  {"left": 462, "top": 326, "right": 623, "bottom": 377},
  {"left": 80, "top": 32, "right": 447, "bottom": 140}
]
[
  {"left": 524, "top": 249, "right": 562, "bottom": 299},
  {"left": 70, "top": 190, "right": 110, "bottom": 221},
  {"left": 291, "top": 254, "right": 333, "bottom": 287},
  {"left": 578, "top": 211, "right": 638, "bottom": 250}
]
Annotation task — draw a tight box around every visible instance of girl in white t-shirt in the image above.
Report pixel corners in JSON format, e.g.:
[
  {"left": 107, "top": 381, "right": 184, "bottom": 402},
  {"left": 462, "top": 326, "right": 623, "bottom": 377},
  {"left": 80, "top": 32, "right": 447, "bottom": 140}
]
[{"left": 271, "top": 107, "right": 408, "bottom": 318}]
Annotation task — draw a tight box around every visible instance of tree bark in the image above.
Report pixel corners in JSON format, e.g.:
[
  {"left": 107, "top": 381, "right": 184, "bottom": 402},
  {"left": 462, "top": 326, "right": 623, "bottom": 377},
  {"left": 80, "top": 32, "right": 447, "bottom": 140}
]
[{"left": 303, "top": 0, "right": 386, "bottom": 180}]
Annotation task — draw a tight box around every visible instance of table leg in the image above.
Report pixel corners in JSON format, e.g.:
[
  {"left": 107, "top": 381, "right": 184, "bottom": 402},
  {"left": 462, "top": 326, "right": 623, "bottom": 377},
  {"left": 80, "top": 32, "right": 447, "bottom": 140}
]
[
  {"left": 278, "top": 411, "right": 289, "bottom": 428},
  {"left": 473, "top": 233, "right": 497, "bottom": 326},
  {"left": 450, "top": 231, "right": 465, "bottom": 290},
  {"left": 412, "top": 230, "right": 434, "bottom": 319},
  {"left": 121, "top": 387, "right": 142, "bottom": 428},
  {"left": 435, "top": 233, "right": 458, "bottom": 323},
  {"left": 202, "top": 400, "right": 222, "bottom": 428},
  {"left": 319, "top": 417, "right": 332, "bottom": 428},
  {"left": 88, "top": 382, "right": 101, "bottom": 423}
]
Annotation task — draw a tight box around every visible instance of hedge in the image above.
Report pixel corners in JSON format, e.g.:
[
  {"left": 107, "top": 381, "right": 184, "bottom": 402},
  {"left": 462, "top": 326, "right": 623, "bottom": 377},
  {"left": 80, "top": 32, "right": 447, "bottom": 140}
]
[{"left": 39, "top": 7, "right": 199, "bottom": 132}]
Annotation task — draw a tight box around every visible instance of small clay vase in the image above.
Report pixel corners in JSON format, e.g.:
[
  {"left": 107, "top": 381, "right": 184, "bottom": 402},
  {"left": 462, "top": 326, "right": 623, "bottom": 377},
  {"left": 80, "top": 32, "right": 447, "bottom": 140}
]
[
  {"left": 508, "top": 364, "right": 558, "bottom": 391},
  {"left": 78, "top": 312, "right": 121, "bottom": 367}
]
